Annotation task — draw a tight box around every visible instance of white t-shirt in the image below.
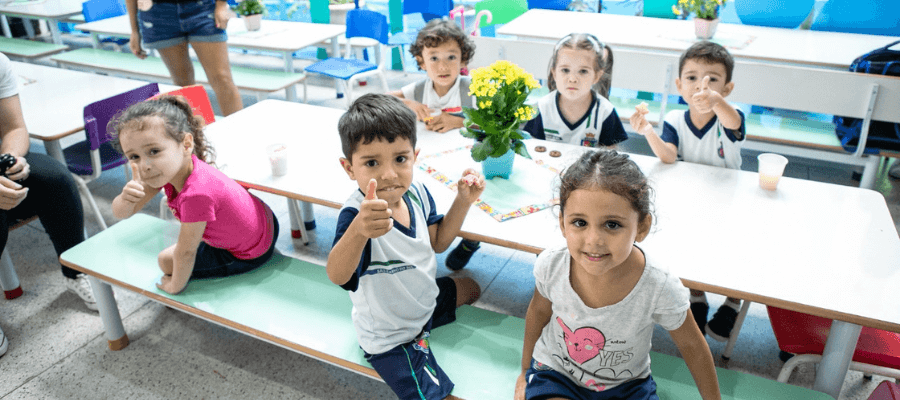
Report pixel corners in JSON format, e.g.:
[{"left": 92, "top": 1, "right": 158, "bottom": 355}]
[
  {"left": 530, "top": 245, "right": 689, "bottom": 392},
  {"left": 333, "top": 180, "right": 444, "bottom": 354},
  {"left": 660, "top": 108, "right": 746, "bottom": 170},
  {"left": 0, "top": 53, "right": 18, "bottom": 99},
  {"left": 400, "top": 75, "right": 464, "bottom": 114},
  {"left": 523, "top": 90, "right": 628, "bottom": 147}
]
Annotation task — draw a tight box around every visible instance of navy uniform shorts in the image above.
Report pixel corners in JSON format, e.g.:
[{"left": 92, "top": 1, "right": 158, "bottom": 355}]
[
  {"left": 138, "top": 0, "right": 227, "bottom": 49},
  {"left": 364, "top": 276, "right": 459, "bottom": 400},
  {"left": 525, "top": 359, "right": 659, "bottom": 400}
]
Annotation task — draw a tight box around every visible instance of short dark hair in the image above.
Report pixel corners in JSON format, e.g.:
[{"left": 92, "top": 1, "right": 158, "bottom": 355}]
[
  {"left": 338, "top": 94, "right": 417, "bottom": 160},
  {"left": 409, "top": 19, "right": 476, "bottom": 70},
  {"left": 679, "top": 41, "right": 735, "bottom": 83}
]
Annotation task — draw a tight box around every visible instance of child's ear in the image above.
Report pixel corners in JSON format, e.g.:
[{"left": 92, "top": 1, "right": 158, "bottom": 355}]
[
  {"left": 635, "top": 214, "right": 652, "bottom": 243},
  {"left": 339, "top": 158, "right": 355, "bottom": 179},
  {"left": 414, "top": 148, "right": 420, "bottom": 161},
  {"left": 415, "top": 55, "right": 424, "bottom": 69},
  {"left": 593, "top": 69, "right": 603, "bottom": 84},
  {"left": 558, "top": 213, "right": 567, "bottom": 239},
  {"left": 182, "top": 133, "right": 194, "bottom": 153},
  {"left": 720, "top": 81, "right": 735, "bottom": 98},
  {"left": 675, "top": 77, "right": 682, "bottom": 93}
]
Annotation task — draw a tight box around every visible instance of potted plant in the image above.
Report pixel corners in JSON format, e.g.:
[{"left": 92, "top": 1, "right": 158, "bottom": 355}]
[
  {"left": 673, "top": 0, "right": 727, "bottom": 39},
  {"left": 233, "top": 0, "right": 266, "bottom": 31},
  {"left": 460, "top": 60, "right": 540, "bottom": 179},
  {"left": 328, "top": 0, "right": 364, "bottom": 26}
]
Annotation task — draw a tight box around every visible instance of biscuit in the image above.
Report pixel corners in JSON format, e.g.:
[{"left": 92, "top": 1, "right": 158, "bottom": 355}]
[
  {"left": 534, "top": 146, "right": 547, "bottom": 153},
  {"left": 549, "top": 150, "right": 561, "bottom": 158}
]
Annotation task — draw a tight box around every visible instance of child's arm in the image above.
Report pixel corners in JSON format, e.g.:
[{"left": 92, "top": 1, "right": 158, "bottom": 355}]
[
  {"left": 693, "top": 76, "right": 742, "bottom": 133},
  {"left": 515, "top": 287, "right": 553, "bottom": 400},
  {"left": 629, "top": 105, "right": 678, "bottom": 163},
  {"left": 112, "top": 163, "right": 157, "bottom": 219},
  {"left": 424, "top": 113, "right": 464, "bottom": 133},
  {"left": 388, "top": 89, "right": 433, "bottom": 122},
  {"left": 669, "top": 308, "right": 722, "bottom": 400},
  {"left": 326, "top": 179, "right": 393, "bottom": 286},
  {"left": 156, "top": 221, "right": 206, "bottom": 294},
  {"left": 429, "top": 169, "right": 485, "bottom": 253}
]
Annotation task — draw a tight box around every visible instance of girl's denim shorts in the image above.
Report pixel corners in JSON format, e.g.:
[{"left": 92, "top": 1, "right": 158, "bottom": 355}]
[{"left": 138, "top": 0, "right": 227, "bottom": 49}]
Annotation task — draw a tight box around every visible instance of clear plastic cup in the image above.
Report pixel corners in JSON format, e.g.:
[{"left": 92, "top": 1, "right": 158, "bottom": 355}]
[
  {"left": 757, "top": 153, "right": 788, "bottom": 190},
  {"left": 267, "top": 143, "right": 289, "bottom": 177}
]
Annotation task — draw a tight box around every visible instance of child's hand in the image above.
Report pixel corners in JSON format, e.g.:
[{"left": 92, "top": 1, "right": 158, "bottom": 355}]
[
  {"left": 629, "top": 103, "right": 653, "bottom": 136},
  {"left": 514, "top": 372, "right": 527, "bottom": 400},
  {"left": 120, "top": 163, "right": 150, "bottom": 205},
  {"left": 691, "top": 76, "right": 724, "bottom": 114},
  {"left": 425, "top": 113, "right": 464, "bottom": 133},
  {"left": 456, "top": 169, "right": 485, "bottom": 203},
  {"left": 356, "top": 179, "right": 393, "bottom": 239},
  {"left": 156, "top": 274, "right": 187, "bottom": 295},
  {"left": 402, "top": 99, "right": 432, "bottom": 122}
]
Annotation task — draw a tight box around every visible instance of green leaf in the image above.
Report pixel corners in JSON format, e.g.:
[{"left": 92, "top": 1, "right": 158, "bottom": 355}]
[
  {"left": 513, "top": 140, "right": 531, "bottom": 159},
  {"left": 471, "top": 141, "right": 491, "bottom": 162}
]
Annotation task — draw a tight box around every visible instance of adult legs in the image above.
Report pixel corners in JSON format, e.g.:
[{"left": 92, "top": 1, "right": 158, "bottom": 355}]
[
  {"left": 192, "top": 41, "right": 243, "bottom": 116},
  {"left": 157, "top": 42, "right": 197, "bottom": 87}
]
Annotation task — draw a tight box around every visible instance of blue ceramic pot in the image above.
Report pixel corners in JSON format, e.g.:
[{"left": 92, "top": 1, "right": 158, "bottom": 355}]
[{"left": 481, "top": 147, "right": 515, "bottom": 179}]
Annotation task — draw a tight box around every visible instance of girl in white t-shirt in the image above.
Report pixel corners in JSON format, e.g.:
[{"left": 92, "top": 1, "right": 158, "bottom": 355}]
[{"left": 515, "top": 150, "right": 720, "bottom": 400}]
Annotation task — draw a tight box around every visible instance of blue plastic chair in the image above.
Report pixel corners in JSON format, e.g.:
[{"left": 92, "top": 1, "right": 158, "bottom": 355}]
[
  {"left": 81, "top": 0, "right": 129, "bottom": 49},
  {"left": 734, "top": 0, "right": 814, "bottom": 29},
  {"left": 63, "top": 83, "right": 160, "bottom": 230},
  {"left": 403, "top": 0, "right": 452, "bottom": 22},
  {"left": 810, "top": 0, "right": 900, "bottom": 36},
  {"left": 304, "top": 9, "right": 390, "bottom": 106},
  {"left": 528, "top": 0, "right": 570, "bottom": 10}
]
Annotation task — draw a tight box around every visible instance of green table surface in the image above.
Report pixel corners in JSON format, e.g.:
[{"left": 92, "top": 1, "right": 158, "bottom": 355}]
[{"left": 60, "top": 214, "right": 829, "bottom": 400}]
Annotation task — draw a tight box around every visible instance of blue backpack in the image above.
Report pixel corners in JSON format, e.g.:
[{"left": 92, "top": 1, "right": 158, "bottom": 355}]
[{"left": 834, "top": 40, "right": 900, "bottom": 154}]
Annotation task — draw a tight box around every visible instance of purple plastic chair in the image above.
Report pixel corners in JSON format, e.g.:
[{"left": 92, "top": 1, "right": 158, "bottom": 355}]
[{"left": 63, "top": 82, "right": 160, "bottom": 230}]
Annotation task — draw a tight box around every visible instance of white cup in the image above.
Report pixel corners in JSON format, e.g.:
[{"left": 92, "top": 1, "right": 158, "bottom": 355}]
[
  {"left": 757, "top": 153, "right": 788, "bottom": 190},
  {"left": 267, "top": 143, "right": 289, "bottom": 177}
]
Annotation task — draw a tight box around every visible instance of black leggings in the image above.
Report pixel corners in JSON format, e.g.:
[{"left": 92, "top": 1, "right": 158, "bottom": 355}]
[{"left": 0, "top": 152, "right": 84, "bottom": 279}]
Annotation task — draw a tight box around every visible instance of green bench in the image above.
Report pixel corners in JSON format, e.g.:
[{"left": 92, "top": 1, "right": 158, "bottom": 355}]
[
  {"left": 0, "top": 36, "right": 68, "bottom": 60},
  {"left": 59, "top": 214, "right": 831, "bottom": 399},
  {"left": 50, "top": 48, "right": 307, "bottom": 102}
]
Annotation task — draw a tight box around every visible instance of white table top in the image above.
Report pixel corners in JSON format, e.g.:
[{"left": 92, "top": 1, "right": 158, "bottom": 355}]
[
  {"left": 12, "top": 61, "right": 176, "bottom": 141},
  {"left": 496, "top": 9, "right": 900, "bottom": 70},
  {"left": 207, "top": 99, "right": 900, "bottom": 334},
  {"left": 0, "top": 0, "right": 81, "bottom": 19},
  {"left": 75, "top": 15, "right": 347, "bottom": 52}
]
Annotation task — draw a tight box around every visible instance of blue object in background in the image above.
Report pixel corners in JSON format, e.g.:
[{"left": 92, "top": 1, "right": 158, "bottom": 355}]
[
  {"left": 734, "top": 0, "right": 814, "bottom": 29},
  {"left": 810, "top": 0, "right": 900, "bottom": 36},
  {"left": 527, "top": 0, "right": 570, "bottom": 10}
]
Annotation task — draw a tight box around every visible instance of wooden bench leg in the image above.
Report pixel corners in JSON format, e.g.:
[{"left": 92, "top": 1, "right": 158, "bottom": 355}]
[
  {"left": 88, "top": 276, "right": 129, "bottom": 350},
  {"left": 721, "top": 300, "right": 751, "bottom": 360},
  {"left": 0, "top": 251, "right": 22, "bottom": 299}
]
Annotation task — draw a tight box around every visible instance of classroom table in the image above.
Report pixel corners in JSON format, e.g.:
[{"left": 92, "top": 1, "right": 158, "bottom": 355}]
[
  {"left": 496, "top": 9, "right": 900, "bottom": 70},
  {"left": 204, "top": 99, "right": 900, "bottom": 399},
  {"left": 0, "top": 0, "right": 82, "bottom": 45},
  {"left": 74, "top": 15, "right": 347, "bottom": 99},
  {"left": 11, "top": 61, "right": 177, "bottom": 163}
]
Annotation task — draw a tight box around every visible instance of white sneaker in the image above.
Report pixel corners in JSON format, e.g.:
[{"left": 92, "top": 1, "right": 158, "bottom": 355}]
[
  {"left": 65, "top": 274, "right": 98, "bottom": 311},
  {"left": 0, "top": 325, "right": 8, "bottom": 357}
]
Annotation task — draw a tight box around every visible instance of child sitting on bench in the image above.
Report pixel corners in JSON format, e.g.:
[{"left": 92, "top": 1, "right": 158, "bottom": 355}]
[
  {"left": 328, "top": 94, "right": 482, "bottom": 400},
  {"left": 110, "top": 96, "right": 278, "bottom": 295}
]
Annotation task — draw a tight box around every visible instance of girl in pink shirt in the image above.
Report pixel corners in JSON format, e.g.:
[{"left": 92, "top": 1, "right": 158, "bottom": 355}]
[{"left": 111, "top": 96, "right": 277, "bottom": 294}]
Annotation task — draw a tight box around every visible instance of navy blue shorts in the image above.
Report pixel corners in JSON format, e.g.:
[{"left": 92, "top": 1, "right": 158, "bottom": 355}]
[
  {"left": 364, "top": 276, "right": 458, "bottom": 400},
  {"left": 138, "top": 0, "right": 227, "bottom": 49},
  {"left": 525, "top": 359, "right": 659, "bottom": 400},
  {"left": 190, "top": 214, "right": 278, "bottom": 279}
]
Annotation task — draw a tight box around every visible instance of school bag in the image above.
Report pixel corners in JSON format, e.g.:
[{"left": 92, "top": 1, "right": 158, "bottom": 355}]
[{"left": 834, "top": 40, "right": 900, "bottom": 154}]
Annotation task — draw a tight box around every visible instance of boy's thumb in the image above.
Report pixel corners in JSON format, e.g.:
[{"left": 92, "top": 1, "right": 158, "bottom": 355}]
[
  {"left": 701, "top": 75, "right": 710, "bottom": 90},
  {"left": 365, "top": 179, "right": 378, "bottom": 200}
]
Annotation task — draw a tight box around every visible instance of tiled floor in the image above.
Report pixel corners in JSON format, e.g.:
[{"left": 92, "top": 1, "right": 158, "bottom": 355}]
[{"left": 2, "top": 41, "right": 899, "bottom": 399}]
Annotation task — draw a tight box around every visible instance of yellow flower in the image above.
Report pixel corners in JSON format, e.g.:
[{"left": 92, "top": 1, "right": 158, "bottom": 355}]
[{"left": 672, "top": 5, "right": 681, "bottom": 15}]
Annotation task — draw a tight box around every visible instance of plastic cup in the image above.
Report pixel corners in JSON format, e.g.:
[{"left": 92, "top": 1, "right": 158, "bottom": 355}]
[
  {"left": 267, "top": 143, "right": 289, "bottom": 177},
  {"left": 757, "top": 153, "right": 788, "bottom": 190}
]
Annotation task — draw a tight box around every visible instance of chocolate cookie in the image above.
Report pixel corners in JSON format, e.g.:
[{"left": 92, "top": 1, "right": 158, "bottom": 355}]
[
  {"left": 534, "top": 146, "right": 547, "bottom": 153},
  {"left": 549, "top": 150, "right": 561, "bottom": 158}
]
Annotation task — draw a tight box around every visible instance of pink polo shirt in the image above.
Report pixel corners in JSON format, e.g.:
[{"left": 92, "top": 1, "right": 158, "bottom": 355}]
[{"left": 164, "top": 155, "right": 274, "bottom": 259}]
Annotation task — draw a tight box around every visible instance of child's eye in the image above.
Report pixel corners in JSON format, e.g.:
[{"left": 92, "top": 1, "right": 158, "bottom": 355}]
[
  {"left": 364, "top": 160, "right": 378, "bottom": 167},
  {"left": 448, "top": 55, "right": 457, "bottom": 60},
  {"left": 560, "top": 68, "right": 570, "bottom": 74},
  {"left": 430, "top": 56, "right": 439, "bottom": 62},
  {"left": 580, "top": 69, "right": 590, "bottom": 74},
  {"left": 571, "top": 219, "right": 587, "bottom": 228},
  {"left": 605, "top": 221, "right": 622, "bottom": 230},
  {"left": 127, "top": 154, "right": 139, "bottom": 161},
  {"left": 686, "top": 76, "right": 696, "bottom": 81},
  {"left": 396, "top": 155, "right": 407, "bottom": 163}
]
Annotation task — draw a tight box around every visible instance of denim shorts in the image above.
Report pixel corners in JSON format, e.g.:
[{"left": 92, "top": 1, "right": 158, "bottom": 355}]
[{"left": 138, "top": 0, "right": 227, "bottom": 49}]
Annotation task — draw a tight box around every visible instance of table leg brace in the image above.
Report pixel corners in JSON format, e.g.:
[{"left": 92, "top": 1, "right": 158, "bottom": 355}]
[{"left": 88, "top": 276, "right": 129, "bottom": 350}]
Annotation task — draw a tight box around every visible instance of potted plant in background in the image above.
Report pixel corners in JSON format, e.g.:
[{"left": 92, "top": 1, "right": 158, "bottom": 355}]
[
  {"left": 328, "top": 0, "right": 364, "bottom": 26},
  {"left": 460, "top": 60, "right": 540, "bottom": 179},
  {"left": 673, "top": 0, "right": 727, "bottom": 39},
  {"left": 234, "top": 0, "right": 266, "bottom": 31}
]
